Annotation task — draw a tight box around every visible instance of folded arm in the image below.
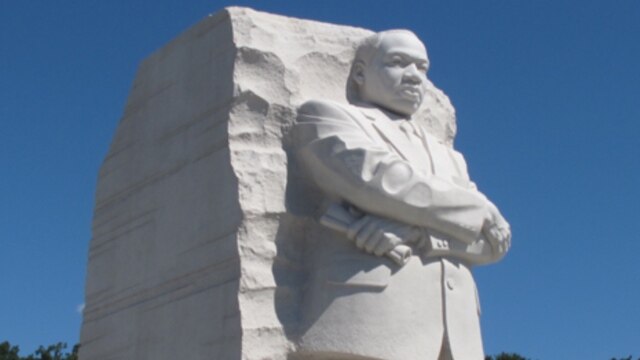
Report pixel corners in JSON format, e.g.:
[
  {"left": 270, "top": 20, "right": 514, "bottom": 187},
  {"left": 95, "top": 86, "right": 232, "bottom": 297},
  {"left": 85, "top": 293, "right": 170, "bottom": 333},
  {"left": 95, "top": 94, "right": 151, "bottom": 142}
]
[{"left": 293, "top": 99, "right": 494, "bottom": 244}]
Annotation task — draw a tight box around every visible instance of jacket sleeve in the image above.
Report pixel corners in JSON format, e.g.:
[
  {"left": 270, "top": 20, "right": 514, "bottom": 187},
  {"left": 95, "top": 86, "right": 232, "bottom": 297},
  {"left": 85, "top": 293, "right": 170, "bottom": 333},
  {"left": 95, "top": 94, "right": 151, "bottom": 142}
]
[{"left": 292, "top": 99, "right": 490, "bottom": 244}]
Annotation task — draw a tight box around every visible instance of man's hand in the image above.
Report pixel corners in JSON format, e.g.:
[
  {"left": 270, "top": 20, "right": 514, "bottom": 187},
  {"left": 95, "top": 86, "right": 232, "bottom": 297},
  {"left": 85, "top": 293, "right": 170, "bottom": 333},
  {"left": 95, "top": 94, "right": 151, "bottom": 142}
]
[
  {"left": 482, "top": 202, "right": 511, "bottom": 255},
  {"left": 347, "top": 215, "right": 423, "bottom": 257}
]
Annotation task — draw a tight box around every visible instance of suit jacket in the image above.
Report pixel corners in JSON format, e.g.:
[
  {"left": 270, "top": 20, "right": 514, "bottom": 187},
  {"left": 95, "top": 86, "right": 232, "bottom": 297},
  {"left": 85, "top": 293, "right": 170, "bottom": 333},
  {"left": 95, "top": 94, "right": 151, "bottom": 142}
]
[{"left": 292, "top": 99, "right": 488, "bottom": 360}]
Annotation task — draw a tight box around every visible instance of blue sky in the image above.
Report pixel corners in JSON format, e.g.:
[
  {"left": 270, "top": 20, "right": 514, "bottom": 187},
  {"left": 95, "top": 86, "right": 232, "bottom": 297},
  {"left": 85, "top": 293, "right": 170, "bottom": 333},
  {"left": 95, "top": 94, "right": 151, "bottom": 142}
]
[{"left": 1, "top": 1, "right": 639, "bottom": 358}]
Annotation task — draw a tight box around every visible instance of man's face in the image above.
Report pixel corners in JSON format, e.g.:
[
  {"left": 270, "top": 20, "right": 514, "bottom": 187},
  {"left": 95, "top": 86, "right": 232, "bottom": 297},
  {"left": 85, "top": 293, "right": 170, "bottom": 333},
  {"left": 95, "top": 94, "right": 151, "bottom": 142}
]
[{"left": 357, "top": 32, "right": 429, "bottom": 117}]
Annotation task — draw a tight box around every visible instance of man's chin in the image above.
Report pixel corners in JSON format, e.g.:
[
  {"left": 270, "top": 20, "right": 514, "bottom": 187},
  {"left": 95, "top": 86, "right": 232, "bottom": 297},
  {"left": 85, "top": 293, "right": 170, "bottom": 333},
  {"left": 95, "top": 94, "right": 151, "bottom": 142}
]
[
  {"left": 389, "top": 98, "right": 422, "bottom": 116},
  {"left": 370, "top": 97, "right": 422, "bottom": 117}
]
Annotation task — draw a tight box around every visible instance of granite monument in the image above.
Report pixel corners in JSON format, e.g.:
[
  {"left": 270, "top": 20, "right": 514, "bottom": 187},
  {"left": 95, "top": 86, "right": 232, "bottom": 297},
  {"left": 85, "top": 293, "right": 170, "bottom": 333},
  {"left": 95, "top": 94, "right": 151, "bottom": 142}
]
[{"left": 79, "top": 7, "right": 510, "bottom": 360}]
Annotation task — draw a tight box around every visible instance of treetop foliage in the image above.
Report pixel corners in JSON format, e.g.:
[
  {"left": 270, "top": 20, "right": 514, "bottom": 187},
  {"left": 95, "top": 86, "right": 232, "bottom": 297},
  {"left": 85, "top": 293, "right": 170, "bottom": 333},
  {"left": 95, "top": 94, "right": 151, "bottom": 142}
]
[
  {"left": 0, "top": 342, "right": 77, "bottom": 360},
  {"left": 484, "top": 352, "right": 639, "bottom": 360},
  {"left": 2, "top": 341, "right": 638, "bottom": 360},
  {"left": 485, "top": 353, "right": 530, "bottom": 360}
]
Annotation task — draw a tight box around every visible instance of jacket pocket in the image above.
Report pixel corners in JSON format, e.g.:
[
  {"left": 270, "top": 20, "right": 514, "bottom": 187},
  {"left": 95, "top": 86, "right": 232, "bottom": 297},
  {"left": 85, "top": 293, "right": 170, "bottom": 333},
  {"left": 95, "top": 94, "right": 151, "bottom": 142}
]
[{"left": 318, "top": 257, "right": 392, "bottom": 289}]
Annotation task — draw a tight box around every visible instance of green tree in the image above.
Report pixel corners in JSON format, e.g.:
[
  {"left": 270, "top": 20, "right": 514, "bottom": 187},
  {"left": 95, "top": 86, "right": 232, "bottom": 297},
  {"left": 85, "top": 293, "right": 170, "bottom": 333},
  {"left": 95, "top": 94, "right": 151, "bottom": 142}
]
[
  {"left": 0, "top": 342, "right": 78, "bottom": 360},
  {"left": 25, "top": 343, "right": 66, "bottom": 360},
  {"left": 485, "top": 353, "right": 529, "bottom": 360},
  {"left": 0, "top": 342, "right": 21, "bottom": 360}
]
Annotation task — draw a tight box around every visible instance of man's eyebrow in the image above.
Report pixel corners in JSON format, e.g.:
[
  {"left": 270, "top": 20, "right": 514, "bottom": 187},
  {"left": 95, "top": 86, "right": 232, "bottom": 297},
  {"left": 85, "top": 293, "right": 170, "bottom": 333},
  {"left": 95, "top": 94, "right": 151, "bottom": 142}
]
[{"left": 384, "top": 52, "right": 428, "bottom": 63}]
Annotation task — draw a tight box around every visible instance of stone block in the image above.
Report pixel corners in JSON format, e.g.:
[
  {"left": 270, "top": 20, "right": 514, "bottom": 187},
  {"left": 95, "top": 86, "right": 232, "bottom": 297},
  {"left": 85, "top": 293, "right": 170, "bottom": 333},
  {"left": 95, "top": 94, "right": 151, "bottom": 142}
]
[{"left": 80, "top": 7, "right": 457, "bottom": 359}]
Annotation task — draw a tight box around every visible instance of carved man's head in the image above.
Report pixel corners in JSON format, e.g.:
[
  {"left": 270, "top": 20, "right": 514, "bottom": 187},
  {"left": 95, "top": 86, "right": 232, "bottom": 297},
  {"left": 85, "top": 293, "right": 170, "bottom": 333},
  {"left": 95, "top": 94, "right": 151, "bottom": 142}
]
[{"left": 351, "top": 30, "right": 430, "bottom": 117}]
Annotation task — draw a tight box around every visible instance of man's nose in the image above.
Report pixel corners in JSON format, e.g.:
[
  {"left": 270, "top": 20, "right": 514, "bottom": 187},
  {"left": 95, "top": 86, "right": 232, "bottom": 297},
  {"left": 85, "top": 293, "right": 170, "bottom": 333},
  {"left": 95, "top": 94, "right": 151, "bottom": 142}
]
[{"left": 403, "top": 64, "right": 423, "bottom": 84}]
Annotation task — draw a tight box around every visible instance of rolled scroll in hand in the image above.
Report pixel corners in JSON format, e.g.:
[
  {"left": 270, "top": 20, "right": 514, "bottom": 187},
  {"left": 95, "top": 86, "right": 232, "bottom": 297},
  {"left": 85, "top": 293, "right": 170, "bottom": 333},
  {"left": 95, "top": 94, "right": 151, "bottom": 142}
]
[{"left": 319, "top": 204, "right": 413, "bottom": 266}]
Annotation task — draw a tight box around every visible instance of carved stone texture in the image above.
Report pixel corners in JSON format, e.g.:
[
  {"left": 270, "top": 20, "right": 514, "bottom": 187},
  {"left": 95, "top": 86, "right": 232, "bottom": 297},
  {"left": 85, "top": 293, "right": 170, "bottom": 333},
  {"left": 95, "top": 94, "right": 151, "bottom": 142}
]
[{"left": 79, "top": 7, "right": 458, "bottom": 360}]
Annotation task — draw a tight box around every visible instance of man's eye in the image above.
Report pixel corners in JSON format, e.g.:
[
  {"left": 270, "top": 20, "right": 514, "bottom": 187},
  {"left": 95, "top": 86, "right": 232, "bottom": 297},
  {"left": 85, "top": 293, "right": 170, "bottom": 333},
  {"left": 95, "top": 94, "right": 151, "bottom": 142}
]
[{"left": 389, "top": 57, "right": 405, "bottom": 66}]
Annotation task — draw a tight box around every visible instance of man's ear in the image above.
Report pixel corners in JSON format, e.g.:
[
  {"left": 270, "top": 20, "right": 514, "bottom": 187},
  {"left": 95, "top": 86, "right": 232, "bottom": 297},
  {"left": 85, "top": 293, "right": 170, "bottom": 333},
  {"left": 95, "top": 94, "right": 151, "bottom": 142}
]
[{"left": 353, "top": 61, "right": 366, "bottom": 86}]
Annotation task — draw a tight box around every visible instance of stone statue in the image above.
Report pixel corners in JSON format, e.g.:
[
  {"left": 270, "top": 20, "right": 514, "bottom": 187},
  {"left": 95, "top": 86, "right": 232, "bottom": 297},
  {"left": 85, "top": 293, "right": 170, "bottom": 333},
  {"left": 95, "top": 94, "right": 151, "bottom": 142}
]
[
  {"left": 292, "top": 29, "right": 511, "bottom": 360},
  {"left": 78, "top": 8, "right": 510, "bottom": 359}
]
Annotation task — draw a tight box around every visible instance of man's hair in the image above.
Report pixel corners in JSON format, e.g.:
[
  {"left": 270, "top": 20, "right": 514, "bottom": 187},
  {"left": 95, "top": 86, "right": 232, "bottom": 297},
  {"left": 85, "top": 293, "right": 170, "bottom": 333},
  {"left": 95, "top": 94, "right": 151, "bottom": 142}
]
[
  {"left": 353, "top": 29, "right": 417, "bottom": 67},
  {"left": 347, "top": 29, "right": 419, "bottom": 101}
]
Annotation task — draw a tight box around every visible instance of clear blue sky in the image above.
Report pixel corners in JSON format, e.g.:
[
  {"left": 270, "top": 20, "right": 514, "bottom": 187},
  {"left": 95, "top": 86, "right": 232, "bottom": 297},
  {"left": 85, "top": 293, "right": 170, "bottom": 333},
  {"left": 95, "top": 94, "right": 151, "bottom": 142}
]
[{"left": 1, "top": 1, "right": 639, "bottom": 358}]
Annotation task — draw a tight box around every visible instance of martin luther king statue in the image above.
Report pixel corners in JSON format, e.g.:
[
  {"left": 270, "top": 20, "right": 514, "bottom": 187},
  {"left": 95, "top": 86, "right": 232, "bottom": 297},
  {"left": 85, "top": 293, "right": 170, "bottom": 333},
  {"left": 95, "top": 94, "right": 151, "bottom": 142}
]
[{"left": 291, "top": 29, "right": 512, "bottom": 360}]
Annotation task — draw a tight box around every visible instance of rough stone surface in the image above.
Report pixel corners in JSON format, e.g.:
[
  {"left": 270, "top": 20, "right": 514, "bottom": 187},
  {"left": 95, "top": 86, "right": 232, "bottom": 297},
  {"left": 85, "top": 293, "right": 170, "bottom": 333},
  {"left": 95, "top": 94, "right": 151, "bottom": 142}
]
[{"left": 80, "top": 7, "right": 458, "bottom": 360}]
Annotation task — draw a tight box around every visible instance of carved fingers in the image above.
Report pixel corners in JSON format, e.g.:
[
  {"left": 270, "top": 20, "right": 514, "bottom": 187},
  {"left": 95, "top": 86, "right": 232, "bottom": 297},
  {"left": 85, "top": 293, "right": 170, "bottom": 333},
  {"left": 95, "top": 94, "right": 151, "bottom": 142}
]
[
  {"left": 481, "top": 200, "right": 511, "bottom": 254},
  {"left": 482, "top": 211, "right": 511, "bottom": 255},
  {"left": 500, "top": 226, "right": 512, "bottom": 252},
  {"left": 347, "top": 215, "right": 420, "bottom": 257}
]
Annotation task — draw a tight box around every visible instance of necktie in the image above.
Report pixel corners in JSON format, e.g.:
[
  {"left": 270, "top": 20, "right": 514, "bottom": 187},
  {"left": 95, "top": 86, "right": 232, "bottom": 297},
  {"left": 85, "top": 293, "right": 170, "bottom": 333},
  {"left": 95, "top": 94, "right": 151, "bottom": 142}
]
[{"left": 398, "top": 120, "right": 424, "bottom": 148}]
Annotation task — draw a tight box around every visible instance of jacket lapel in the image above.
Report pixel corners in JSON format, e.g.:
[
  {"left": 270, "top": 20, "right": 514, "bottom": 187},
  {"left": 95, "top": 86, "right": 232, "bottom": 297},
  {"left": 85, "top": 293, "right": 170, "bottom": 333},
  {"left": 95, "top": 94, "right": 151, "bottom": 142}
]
[{"left": 359, "top": 107, "right": 431, "bottom": 172}]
